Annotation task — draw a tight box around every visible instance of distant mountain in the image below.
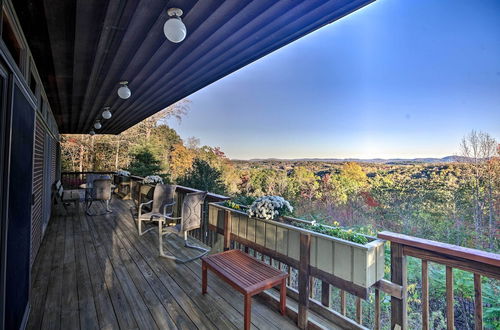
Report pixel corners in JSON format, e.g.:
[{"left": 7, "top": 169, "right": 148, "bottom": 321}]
[{"left": 233, "top": 155, "right": 466, "bottom": 164}]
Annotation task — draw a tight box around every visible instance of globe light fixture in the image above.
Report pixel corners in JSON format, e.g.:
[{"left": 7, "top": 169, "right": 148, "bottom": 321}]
[
  {"left": 164, "top": 8, "right": 186, "bottom": 43},
  {"left": 102, "top": 107, "right": 112, "bottom": 120},
  {"left": 89, "top": 130, "right": 96, "bottom": 136},
  {"left": 94, "top": 121, "right": 102, "bottom": 130},
  {"left": 117, "top": 81, "right": 131, "bottom": 99}
]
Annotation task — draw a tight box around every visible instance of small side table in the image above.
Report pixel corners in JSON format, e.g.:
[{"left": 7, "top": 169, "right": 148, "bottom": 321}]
[{"left": 202, "top": 250, "right": 289, "bottom": 330}]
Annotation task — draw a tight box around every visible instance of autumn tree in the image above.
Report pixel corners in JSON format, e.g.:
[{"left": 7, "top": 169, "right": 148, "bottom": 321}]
[{"left": 169, "top": 143, "right": 195, "bottom": 179}]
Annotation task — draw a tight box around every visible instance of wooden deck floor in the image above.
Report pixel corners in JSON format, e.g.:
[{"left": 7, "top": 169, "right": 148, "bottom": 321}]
[{"left": 27, "top": 198, "right": 300, "bottom": 330}]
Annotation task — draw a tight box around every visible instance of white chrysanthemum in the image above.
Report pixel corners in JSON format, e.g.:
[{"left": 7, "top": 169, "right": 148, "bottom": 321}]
[
  {"left": 247, "top": 195, "right": 293, "bottom": 220},
  {"left": 143, "top": 175, "right": 163, "bottom": 184},
  {"left": 117, "top": 170, "right": 130, "bottom": 177}
]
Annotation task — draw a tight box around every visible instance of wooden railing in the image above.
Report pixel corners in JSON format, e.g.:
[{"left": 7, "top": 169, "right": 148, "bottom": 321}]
[
  {"left": 207, "top": 204, "right": 391, "bottom": 330},
  {"left": 378, "top": 232, "right": 500, "bottom": 330},
  {"left": 61, "top": 171, "right": 115, "bottom": 189},
  {"left": 61, "top": 171, "right": 500, "bottom": 329}
]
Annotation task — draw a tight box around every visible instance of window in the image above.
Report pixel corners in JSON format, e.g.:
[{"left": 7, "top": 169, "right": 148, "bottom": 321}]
[
  {"left": 29, "top": 71, "right": 37, "bottom": 95},
  {"left": 2, "top": 10, "right": 22, "bottom": 67}
]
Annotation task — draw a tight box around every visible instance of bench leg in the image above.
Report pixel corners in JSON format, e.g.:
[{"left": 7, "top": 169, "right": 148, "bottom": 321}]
[
  {"left": 244, "top": 294, "right": 252, "bottom": 330},
  {"left": 280, "top": 278, "right": 287, "bottom": 316},
  {"left": 202, "top": 261, "right": 207, "bottom": 295}
]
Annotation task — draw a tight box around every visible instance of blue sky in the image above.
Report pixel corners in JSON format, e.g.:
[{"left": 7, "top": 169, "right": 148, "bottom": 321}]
[{"left": 168, "top": 0, "right": 500, "bottom": 160}]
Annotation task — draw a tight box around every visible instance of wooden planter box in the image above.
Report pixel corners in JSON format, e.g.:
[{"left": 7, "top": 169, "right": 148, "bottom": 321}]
[{"left": 208, "top": 203, "right": 385, "bottom": 290}]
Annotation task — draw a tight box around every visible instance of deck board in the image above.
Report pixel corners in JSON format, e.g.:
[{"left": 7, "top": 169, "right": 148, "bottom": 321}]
[
  {"left": 27, "top": 206, "right": 61, "bottom": 329},
  {"left": 73, "top": 206, "right": 100, "bottom": 330},
  {"left": 28, "top": 198, "right": 304, "bottom": 330},
  {"left": 60, "top": 211, "right": 79, "bottom": 330}
]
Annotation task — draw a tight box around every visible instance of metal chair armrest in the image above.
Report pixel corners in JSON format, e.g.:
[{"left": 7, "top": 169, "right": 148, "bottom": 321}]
[
  {"left": 162, "top": 215, "right": 182, "bottom": 221},
  {"left": 138, "top": 200, "right": 153, "bottom": 217},
  {"left": 161, "top": 201, "right": 176, "bottom": 215}
]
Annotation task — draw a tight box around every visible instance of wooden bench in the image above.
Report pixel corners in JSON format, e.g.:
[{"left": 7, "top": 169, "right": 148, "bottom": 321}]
[{"left": 201, "top": 250, "right": 289, "bottom": 330}]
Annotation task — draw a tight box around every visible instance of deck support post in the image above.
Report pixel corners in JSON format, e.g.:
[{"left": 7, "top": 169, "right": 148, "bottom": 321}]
[
  {"left": 298, "top": 233, "right": 311, "bottom": 329},
  {"left": 391, "top": 242, "right": 407, "bottom": 330}
]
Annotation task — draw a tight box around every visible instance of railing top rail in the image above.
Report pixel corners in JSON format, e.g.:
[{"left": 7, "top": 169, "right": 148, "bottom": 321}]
[
  {"left": 127, "top": 174, "right": 230, "bottom": 201},
  {"left": 378, "top": 231, "right": 500, "bottom": 268},
  {"left": 62, "top": 171, "right": 115, "bottom": 174},
  {"left": 176, "top": 185, "right": 230, "bottom": 201}
]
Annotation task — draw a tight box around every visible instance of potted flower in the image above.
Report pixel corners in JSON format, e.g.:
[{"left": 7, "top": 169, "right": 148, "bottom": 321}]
[
  {"left": 142, "top": 175, "right": 164, "bottom": 185},
  {"left": 208, "top": 197, "right": 385, "bottom": 290},
  {"left": 138, "top": 175, "right": 164, "bottom": 203},
  {"left": 247, "top": 195, "right": 293, "bottom": 220},
  {"left": 115, "top": 169, "right": 131, "bottom": 183}
]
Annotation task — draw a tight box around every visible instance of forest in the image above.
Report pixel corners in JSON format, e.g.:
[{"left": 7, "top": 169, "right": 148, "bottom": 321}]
[{"left": 61, "top": 102, "right": 499, "bottom": 329}]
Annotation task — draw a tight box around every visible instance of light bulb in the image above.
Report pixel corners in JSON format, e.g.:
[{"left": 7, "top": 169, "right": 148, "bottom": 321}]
[
  {"left": 89, "top": 130, "right": 95, "bottom": 136},
  {"left": 117, "top": 83, "right": 131, "bottom": 99},
  {"left": 94, "top": 122, "right": 102, "bottom": 130},
  {"left": 164, "top": 9, "right": 186, "bottom": 43},
  {"left": 102, "top": 108, "right": 112, "bottom": 119}
]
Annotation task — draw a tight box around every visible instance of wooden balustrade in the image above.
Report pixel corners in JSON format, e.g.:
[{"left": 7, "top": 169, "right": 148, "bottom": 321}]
[
  {"left": 61, "top": 171, "right": 115, "bottom": 189},
  {"left": 378, "top": 231, "right": 500, "bottom": 330},
  {"left": 61, "top": 172, "right": 500, "bottom": 330},
  {"left": 208, "top": 205, "right": 374, "bottom": 329}
]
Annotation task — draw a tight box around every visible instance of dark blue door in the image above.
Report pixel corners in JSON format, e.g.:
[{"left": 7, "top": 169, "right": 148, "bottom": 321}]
[{"left": 5, "top": 82, "right": 35, "bottom": 329}]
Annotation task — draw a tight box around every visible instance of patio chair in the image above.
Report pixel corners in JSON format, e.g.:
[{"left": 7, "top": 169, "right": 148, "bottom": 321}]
[
  {"left": 54, "top": 180, "right": 82, "bottom": 214},
  {"left": 158, "top": 191, "right": 208, "bottom": 263},
  {"left": 85, "top": 178, "right": 113, "bottom": 215},
  {"left": 137, "top": 184, "right": 176, "bottom": 235}
]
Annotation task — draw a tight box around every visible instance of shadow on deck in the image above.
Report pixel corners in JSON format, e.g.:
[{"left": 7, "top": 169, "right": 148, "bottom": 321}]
[{"left": 27, "top": 198, "right": 303, "bottom": 330}]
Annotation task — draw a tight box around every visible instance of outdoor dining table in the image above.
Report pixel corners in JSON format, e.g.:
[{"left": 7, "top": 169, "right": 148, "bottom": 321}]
[{"left": 79, "top": 183, "right": 116, "bottom": 212}]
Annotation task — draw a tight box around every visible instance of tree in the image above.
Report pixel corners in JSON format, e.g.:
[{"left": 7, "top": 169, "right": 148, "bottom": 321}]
[
  {"left": 169, "top": 143, "right": 195, "bottom": 179},
  {"left": 177, "top": 159, "right": 226, "bottom": 195},
  {"left": 127, "top": 147, "right": 163, "bottom": 177},
  {"left": 460, "top": 130, "right": 498, "bottom": 247},
  {"left": 286, "top": 166, "right": 319, "bottom": 200}
]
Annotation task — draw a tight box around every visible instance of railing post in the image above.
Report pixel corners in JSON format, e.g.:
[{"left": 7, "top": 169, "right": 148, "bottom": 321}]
[
  {"left": 340, "top": 290, "right": 346, "bottom": 315},
  {"left": 474, "top": 273, "right": 482, "bottom": 330},
  {"left": 374, "top": 288, "right": 381, "bottom": 330},
  {"left": 298, "top": 233, "right": 311, "bottom": 329},
  {"left": 446, "top": 266, "right": 454, "bottom": 330},
  {"left": 223, "top": 209, "right": 232, "bottom": 251},
  {"left": 422, "top": 260, "right": 429, "bottom": 330},
  {"left": 321, "top": 281, "right": 330, "bottom": 307},
  {"left": 391, "top": 242, "right": 407, "bottom": 330},
  {"left": 201, "top": 201, "right": 209, "bottom": 244}
]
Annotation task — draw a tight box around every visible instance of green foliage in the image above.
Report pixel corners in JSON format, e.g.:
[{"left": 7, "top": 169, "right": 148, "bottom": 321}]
[
  {"left": 292, "top": 221, "right": 369, "bottom": 245},
  {"left": 177, "top": 159, "right": 227, "bottom": 195},
  {"left": 222, "top": 200, "right": 242, "bottom": 210},
  {"left": 231, "top": 195, "right": 257, "bottom": 206},
  {"left": 127, "top": 147, "right": 163, "bottom": 178}
]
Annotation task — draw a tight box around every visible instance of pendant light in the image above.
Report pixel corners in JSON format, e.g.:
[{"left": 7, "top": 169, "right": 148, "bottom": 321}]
[
  {"left": 164, "top": 8, "right": 186, "bottom": 43},
  {"left": 89, "top": 130, "right": 96, "bottom": 136},
  {"left": 94, "top": 121, "right": 102, "bottom": 130},
  {"left": 102, "top": 107, "right": 112, "bottom": 120},
  {"left": 117, "top": 81, "right": 131, "bottom": 99}
]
